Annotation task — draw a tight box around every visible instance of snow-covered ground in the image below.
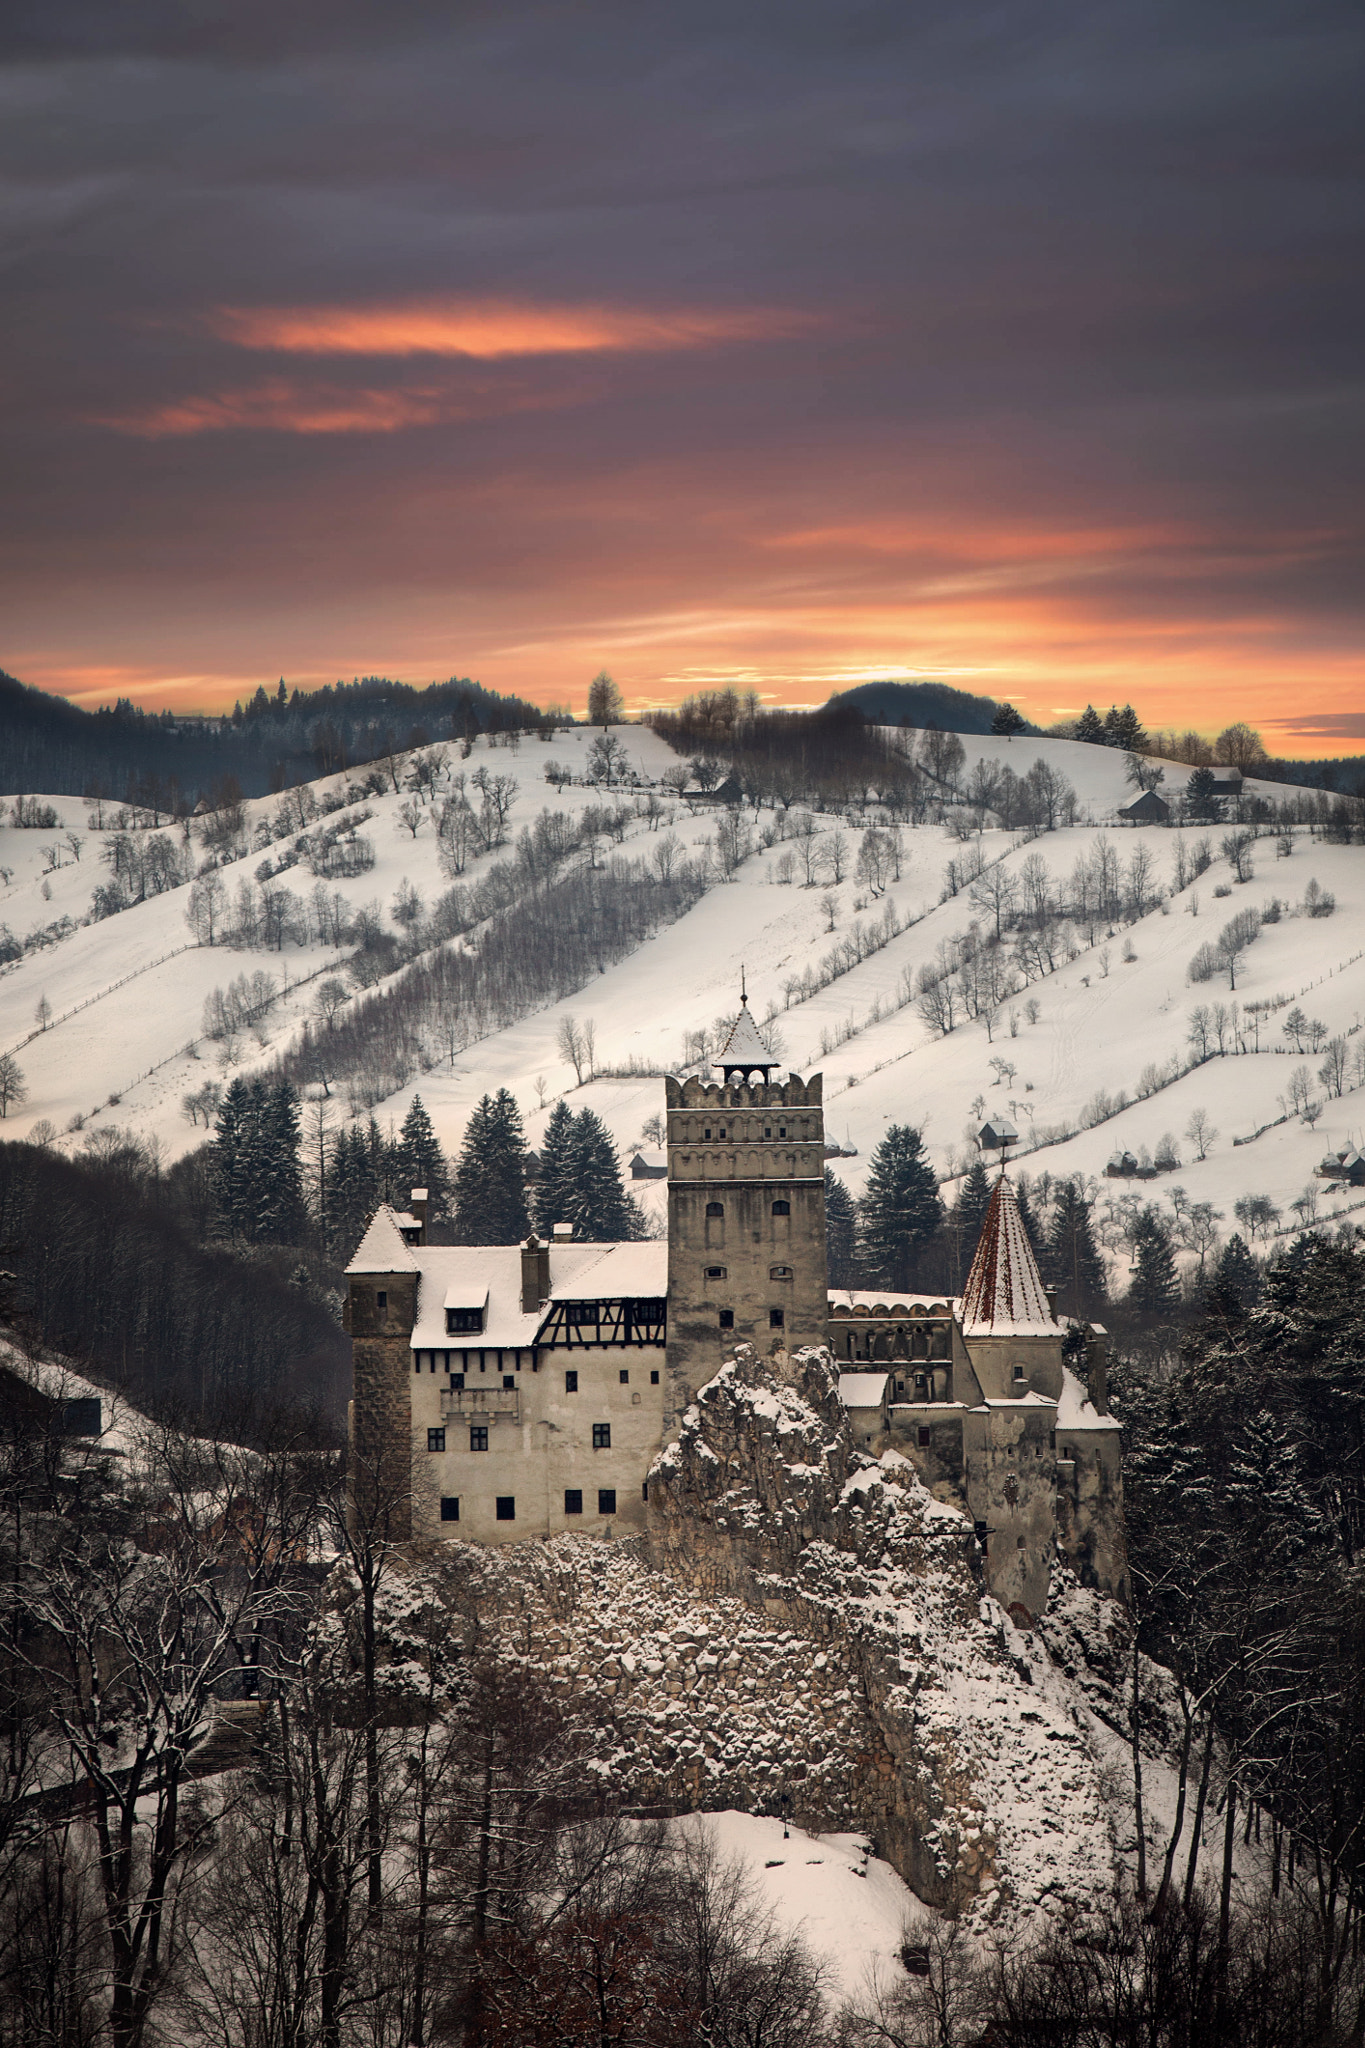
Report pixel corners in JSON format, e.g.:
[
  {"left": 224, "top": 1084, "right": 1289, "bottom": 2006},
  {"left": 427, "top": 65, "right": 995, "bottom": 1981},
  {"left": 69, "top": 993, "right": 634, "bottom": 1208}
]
[{"left": 2, "top": 728, "right": 1360, "bottom": 1276}]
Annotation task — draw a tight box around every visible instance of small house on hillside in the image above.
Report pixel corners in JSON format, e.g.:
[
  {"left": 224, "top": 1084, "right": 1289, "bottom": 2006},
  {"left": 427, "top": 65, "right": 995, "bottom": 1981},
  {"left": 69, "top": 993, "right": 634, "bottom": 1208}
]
[
  {"left": 1208, "top": 766, "right": 1244, "bottom": 800},
  {"left": 629, "top": 1148, "right": 667, "bottom": 1180},
  {"left": 1317, "top": 1148, "right": 1365, "bottom": 1187},
  {"left": 1118, "top": 790, "right": 1170, "bottom": 826}
]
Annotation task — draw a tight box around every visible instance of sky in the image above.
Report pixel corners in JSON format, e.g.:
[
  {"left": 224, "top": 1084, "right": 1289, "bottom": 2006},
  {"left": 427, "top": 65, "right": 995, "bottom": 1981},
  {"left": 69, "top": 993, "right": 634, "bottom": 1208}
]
[{"left": 1, "top": 0, "right": 1362, "bottom": 750}]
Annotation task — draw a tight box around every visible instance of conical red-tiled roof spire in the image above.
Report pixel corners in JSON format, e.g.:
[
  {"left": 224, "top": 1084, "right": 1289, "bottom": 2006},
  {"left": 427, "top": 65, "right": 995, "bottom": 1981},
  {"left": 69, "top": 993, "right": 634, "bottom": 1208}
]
[{"left": 960, "top": 1175, "right": 1055, "bottom": 1335}]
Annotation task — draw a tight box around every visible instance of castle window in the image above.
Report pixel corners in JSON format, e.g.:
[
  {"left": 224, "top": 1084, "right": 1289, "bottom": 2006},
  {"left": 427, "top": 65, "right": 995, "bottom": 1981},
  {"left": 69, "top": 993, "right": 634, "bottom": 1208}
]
[
  {"left": 642, "top": 1480, "right": 649, "bottom": 1501},
  {"left": 598, "top": 1489, "right": 617, "bottom": 1516},
  {"left": 377, "top": 1291, "right": 387, "bottom": 1308},
  {"left": 706, "top": 1201, "right": 724, "bottom": 1218},
  {"left": 440, "top": 1496, "right": 460, "bottom": 1522},
  {"left": 619, "top": 1369, "right": 630, "bottom": 1384},
  {"left": 1012, "top": 1365, "right": 1027, "bottom": 1382},
  {"left": 918, "top": 1427, "right": 931, "bottom": 1448},
  {"left": 770, "top": 1264, "right": 792, "bottom": 1280},
  {"left": 651, "top": 1370, "right": 660, "bottom": 1384},
  {"left": 451, "top": 1372, "right": 465, "bottom": 1390},
  {"left": 704, "top": 1128, "right": 712, "bottom": 1140},
  {"left": 779, "top": 1127, "right": 786, "bottom": 1138},
  {"left": 566, "top": 1302, "right": 598, "bottom": 1325},
  {"left": 706, "top": 1264, "right": 727, "bottom": 1279},
  {"left": 447, "top": 1307, "right": 484, "bottom": 1334},
  {"left": 564, "top": 1489, "right": 583, "bottom": 1515},
  {"left": 765, "top": 1126, "right": 771, "bottom": 1137},
  {"left": 565, "top": 1370, "right": 578, "bottom": 1393},
  {"left": 496, "top": 1497, "right": 515, "bottom": 1521},
  {"left": 427, "top": 1429, "right": 445, "bottom": 1453},
  {"left": 592, "top": 1424, "right": 612, "bottom": 1449},
  {"left": 719, "top": 1309, "right": 734, "bottom": 1330},
  {"left": 470, "top": 1426, "right": 489, "bottom": 1452},
  {"left": 769, "top": 1308, "right": 785, "bottom": 1329},
  {"left": 503, "top": 1374, "right": 516, "bottom": 1390},
  {"left": 771, "top": 1200, "right": 790, "bottom": 1216}
]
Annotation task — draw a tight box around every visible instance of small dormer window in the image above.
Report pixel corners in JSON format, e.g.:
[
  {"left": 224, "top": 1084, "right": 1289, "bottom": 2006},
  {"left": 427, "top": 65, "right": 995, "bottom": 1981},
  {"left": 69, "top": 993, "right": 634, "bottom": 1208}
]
[{"left": 447, "top": 1307, "right": 484, "bottom": 1334}]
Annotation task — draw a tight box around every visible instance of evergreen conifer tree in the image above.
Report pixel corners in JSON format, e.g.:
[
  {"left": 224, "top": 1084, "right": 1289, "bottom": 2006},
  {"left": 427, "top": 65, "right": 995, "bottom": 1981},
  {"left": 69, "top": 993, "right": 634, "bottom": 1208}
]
[
  {"left": 534, "top": 1101, "right": 578, "bottom": 1237},
  {"left": 1205, "top": 1232, "right": 1262, "bottom": 1316},
  {"left": 1047, "top": 1179, "right": 1107, "bottom": 1315},
  {"left": 1129, "top": 1207, "right": 1179, "bottom": 1315},
  {"left": 453, "top": 1089, "right": 530, "bottom": 1243},
  {"left": 1111, "top": 703, "right": 1147, "bottom": 751},
  {"left": 565, "top": 1110, "right": 632, "bottom": 1240},
  {"left": 329, "top": 1123, "right": 382, "bottom": 1258},
  {"left": 211, "top": 1076, "right": 252, "bottom": 1239},
  {"left": 857, "top": 1124, "right": 944, "bottom": 1289},
  {"left": 258, "top": 1081, "right": 306, "bottom": 1245},
  {"left": 825, "top": 1168, "right": 858, "bottom": 1288},
  {"left": 955, "top": 1161, "right": 992, "bottom": 1240},
  {"left": 395, "top": 1095, "right": 449, "bottom": 1218},
  {"left": 1014, "top": 1177, "right": 1048, "bottom": 1264},
  {"left": 1074, "top": 704, "right": 1105, "bottom": 744}
]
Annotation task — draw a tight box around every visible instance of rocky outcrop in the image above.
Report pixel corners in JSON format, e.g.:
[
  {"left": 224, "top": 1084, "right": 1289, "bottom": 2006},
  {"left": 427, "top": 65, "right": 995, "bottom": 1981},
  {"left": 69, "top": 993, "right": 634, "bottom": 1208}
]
[
  {"left": 359, "top": 1344, "right": 1126, "bottom": 1921},
  {"left": 645, "top": 1344, "right": 1118, "bottom": 1914}
]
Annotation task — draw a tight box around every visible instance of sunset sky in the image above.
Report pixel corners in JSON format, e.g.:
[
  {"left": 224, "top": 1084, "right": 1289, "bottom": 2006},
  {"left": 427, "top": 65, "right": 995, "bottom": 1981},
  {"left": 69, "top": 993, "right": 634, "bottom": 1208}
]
[{"left": 2, "top": 1, "right": 1362, "bottom": 751}]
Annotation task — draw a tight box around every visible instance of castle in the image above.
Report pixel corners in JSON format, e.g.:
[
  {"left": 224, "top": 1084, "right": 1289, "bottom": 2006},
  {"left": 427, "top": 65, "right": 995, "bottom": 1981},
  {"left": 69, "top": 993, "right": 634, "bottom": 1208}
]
[{"left": 346, "top": 997, "right": 1124, "bottom": 1621}]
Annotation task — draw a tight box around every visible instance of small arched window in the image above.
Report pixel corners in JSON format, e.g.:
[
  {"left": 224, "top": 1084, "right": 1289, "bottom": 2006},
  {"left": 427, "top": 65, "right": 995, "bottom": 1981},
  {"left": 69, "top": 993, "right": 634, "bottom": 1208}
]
[
  {"left": 771, "top": 1200, "right": 790, "bottom": 1216},
  {"left": 705, "top": 1201, "right": 724, "bottom": 1218}
]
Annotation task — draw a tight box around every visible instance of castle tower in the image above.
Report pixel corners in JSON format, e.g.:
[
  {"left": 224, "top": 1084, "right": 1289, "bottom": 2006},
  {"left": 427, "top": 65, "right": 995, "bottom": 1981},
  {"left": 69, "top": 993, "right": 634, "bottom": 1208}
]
[
  {"left": 958, "top": 1171, "right": 1064, "bottom": 1623},
  {"left": 664, "top": 995, "right": 827, "bottom": 1435}
]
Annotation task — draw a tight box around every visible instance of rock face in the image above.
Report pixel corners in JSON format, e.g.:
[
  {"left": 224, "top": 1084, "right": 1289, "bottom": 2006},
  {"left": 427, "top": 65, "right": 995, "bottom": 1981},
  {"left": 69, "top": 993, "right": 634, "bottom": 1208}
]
[
  {"left": 363, "top": 1343, "right": 1125, "bottom": 1922},
  {"left": 645, "top": 1344, "right": 1119, "bottom": 1914}
]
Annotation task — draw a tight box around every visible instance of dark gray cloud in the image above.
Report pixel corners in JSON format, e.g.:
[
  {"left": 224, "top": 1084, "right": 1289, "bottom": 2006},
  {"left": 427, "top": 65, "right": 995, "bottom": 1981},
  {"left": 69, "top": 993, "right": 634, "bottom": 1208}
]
[{"left": 0, "top": 0, "right": 1361, "bottom": 725}]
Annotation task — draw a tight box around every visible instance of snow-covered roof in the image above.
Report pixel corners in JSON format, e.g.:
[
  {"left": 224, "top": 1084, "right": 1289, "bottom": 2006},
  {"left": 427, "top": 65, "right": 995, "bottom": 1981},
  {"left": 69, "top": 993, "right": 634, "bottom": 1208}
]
[
  {"left": 959, "top": 1175, "right": 1056, "bottom": 1338},
  {"left": 1056, "top": 1365, "right": 1122, "bottom": 1434},
  {"left": 717, "top": 996, "right": 774, "bottom": 1071},
  {"left": 405, "top": 1240, "right": 667, "bottom": 1351},
  {"left": 838, "top": 1372, "right": 890, "bottom": 1409},
  {"left": 345, "top": 1206, "right": 418, "bottom": 1275},
  {"left": 443, "top": 1280, "right": 489, "bottom": 1311},
  {"left": 550, "top": 1241, "right": 668, "bottom": 1301},
  {"left": 630, "top": 1146, "right": 666, "bottom": 1170}
]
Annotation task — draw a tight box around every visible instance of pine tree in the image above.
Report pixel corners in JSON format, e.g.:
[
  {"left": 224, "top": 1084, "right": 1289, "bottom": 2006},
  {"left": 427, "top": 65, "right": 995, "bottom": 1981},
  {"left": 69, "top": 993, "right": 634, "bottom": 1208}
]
[
  {"left": 1111, "top": 703, "right": 1147, "bottom": 751},
  {"left": 534, "top": 1101, "right": 578, "bottom": 1237},
  {"left": 990, "top": 703, "right": 1027, "bottom": 736},
  {"left": 258, "top": 1081, "right": 305, "bottom": 1245},
  {"left": 1047, "top": 1179, "right": 1107, "bottom": 1315},
  {"left": 211, "top": 1076, "right": 252, "bottom": 1239},
  {"left": 1075, "top": 704, "right": 1105, "bottom": 745},
  {"left": 330, "top": 1123, "right": 382, "bottom": 1258},
  {"left": 395, "top": 1095, "right": 449, "bottom": 1217},
  {"left": 1014, "top": 1178, "right": 1048, "bottom": 1264},
  {"left": 857, "top": 1124, "right": 943, "bottom": 1289},
  {"left": 566, "top": 1110, "right": 632, "bottom": 1241},
  {"left": 1129, "top": 1207, "right": 1178, "bottom": 1316},
  {"left": 825, "top": 1168, "right": 858, "bottom": 1287},
  {"left": 1184, "top": 765, "right": 1220, "bottom": 822},
  {"left": 1205, "top": 1232, "right": 1262, "bottom": 1316},
  {"left": 453, "top": 1089, "right": 530, "bottom": 1243},
  {"left": 955, "top": 1161, "right": 992, "bottom": 1241}
]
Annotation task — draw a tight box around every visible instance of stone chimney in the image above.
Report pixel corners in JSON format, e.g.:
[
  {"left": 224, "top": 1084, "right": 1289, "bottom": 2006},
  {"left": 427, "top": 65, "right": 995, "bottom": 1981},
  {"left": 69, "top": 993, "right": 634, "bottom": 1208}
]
[
  {"left": 409, "top": 1188, "right": 428, "bottom": 1244},
  {"left": 521, "top": 1232, "right": 551, "bottom": 1314}
]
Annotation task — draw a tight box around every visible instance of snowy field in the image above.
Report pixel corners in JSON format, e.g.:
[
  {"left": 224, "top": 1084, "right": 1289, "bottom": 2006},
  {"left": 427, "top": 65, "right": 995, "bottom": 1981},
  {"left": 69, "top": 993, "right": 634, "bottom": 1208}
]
[{"left": 1, "top": 727, "right": 1360, "bottom": 1277}]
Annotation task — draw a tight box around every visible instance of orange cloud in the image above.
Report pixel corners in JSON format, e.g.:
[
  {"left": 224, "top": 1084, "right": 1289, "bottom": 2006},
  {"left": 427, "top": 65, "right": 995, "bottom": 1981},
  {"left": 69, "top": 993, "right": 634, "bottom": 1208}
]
[
  {"left": 92, "top": 376, "right": 563, "bottom": 438},
  {"left": 205, "top": 297, "right": 820, "bottom": 359}
]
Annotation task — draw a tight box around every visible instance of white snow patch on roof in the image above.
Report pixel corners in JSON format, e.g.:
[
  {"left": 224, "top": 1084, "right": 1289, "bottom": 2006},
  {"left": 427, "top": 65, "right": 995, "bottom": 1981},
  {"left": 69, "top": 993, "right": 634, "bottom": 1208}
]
[
  {"left": 838, "top": 1371, "right": 890, "bottom": 1409},
  {"left": 345, "top": 1205, "right": 417, "bottom": 1275},
  {"left": 1057, "top": 1364, "right": 1122, "bottom": 1433}
]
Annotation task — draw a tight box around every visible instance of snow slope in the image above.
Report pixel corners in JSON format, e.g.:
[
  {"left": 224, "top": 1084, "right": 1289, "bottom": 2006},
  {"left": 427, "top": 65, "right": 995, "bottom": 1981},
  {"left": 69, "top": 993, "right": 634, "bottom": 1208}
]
[{"left": 1, "top": 730, "right": 1360, "bottom": 1279}]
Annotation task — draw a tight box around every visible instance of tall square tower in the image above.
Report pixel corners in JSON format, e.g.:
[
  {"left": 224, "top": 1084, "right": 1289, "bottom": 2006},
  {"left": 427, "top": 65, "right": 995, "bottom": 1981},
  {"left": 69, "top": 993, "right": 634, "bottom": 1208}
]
[{"left": 663, "top": 997, "right": 827, "bottom": 1435}]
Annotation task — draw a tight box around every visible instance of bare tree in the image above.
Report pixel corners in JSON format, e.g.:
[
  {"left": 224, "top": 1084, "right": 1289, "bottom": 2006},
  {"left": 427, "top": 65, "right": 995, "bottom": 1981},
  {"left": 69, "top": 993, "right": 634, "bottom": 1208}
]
[
  {"left": 0, "top": 1053, "right": 27, "bottom": 1118},
  {"left": 557, "top": 1016, "right": 587, "bottom": 1085},
  {"left": 1185, "top": 1106, "right": 1217, "bottom": 1160}
]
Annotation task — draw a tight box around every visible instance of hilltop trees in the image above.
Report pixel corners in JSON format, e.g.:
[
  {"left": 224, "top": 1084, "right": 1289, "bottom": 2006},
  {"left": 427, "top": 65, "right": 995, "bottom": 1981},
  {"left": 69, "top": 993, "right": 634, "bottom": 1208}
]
[
  {"left": 534, "top": 1102, "right": 643, "bottom": 1240},
  {"left": 824, "top": 1168, "right": 857, "bottom": 1287},
  {"left": 858, "top": 1125, "right": 943, "bottom": 1289},
  {"left": 452, "top": 1090, "right": 530, "bottom": 1243},
  {"left": 393, "top": 1094, "right": 448, "bottom": 1219},
  {"left": 588, "top": 670, "right": 624, "bottom": 728}
]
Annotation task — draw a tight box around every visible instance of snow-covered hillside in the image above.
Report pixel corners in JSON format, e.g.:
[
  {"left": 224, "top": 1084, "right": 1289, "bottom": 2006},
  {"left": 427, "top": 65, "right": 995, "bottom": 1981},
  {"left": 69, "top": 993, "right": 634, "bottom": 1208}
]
[{"left": 1, "top": 727, "right": 1360, "bottom": 1276}]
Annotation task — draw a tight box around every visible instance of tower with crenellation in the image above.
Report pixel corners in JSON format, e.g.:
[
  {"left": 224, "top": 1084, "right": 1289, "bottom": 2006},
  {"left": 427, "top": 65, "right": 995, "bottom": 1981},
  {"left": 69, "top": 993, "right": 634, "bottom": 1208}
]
[{"left": 663, "top": 994, "right": 827, "bottom": 1437}]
